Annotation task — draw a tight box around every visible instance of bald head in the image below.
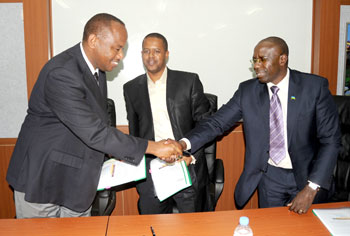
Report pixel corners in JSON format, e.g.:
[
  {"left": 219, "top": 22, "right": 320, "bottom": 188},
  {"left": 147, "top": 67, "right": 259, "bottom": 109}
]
[
  {"left": 83, "top": 13, "right": 125, "bottom": 42},
  {"left": 82, "top": 13, "right": 127, "bottom": 72},
  {"left": 258, "top": 36, "right": 289, "bottom": 57}
]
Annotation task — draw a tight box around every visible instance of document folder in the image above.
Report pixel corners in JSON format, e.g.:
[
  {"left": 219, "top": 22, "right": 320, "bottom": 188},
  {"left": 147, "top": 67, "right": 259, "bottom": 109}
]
[
  {"left": 97, "top": 156, "right": 146, "bottom": 191},
  {"left": 312, "top": 207, "right": 350, "bottom": 236},
  {"left": 150, "top": 158, "right": 192, "bottom": 201}
]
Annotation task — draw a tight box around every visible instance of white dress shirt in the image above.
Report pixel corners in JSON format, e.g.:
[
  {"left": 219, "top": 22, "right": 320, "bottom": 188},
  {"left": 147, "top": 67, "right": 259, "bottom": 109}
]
[
  {"left": 147, "top": 68, "right": 175, "bottom": 141},
  {"left": 80, "top": 42, "right": 99, "bottom": 78},
  {"left": 267, "top": 69, "right": 293, "bottom": 169}
]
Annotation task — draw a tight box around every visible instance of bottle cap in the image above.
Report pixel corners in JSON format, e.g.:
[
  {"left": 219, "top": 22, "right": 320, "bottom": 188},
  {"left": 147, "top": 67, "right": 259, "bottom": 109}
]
[{"left": 239, "top": 216, "right": 249, "bottom": 226}]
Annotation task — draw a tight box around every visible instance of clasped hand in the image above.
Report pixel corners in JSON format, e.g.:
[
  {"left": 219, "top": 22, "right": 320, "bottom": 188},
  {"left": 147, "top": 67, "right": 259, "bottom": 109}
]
[{"left": 155, "top": 139, "right": 192, "bottom": 166}]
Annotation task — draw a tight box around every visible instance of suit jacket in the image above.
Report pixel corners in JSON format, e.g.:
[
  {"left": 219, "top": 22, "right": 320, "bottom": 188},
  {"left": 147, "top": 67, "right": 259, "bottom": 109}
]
[
  {"left": 6, "top": 44, "right": 147, "bottom": 212},
  {"left": 185, "top": 69, "right": 341, "bottom": 208},
  {"left": 123, "top": 68, "right": 211, "bottom": 190}
]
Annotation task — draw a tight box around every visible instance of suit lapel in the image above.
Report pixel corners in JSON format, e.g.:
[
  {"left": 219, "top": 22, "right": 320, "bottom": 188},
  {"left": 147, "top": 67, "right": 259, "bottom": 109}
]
[
  {"left": 166, "top": 69, "right": 176, "bottom": 115},
  {"left": 257, "top": 82, "right": 270, "bottom": 131},
  {"left": 287, "top": 70, "right": 301, "bottom": 145},
  {"left": 139, "top": 75, "right": 155, "bottom": 138},
  {"left": 166, "top": 69, "right": 179, "bottom": 138},
  {"left": 72, "top": 45, "right": 107, "bottom": 113},
  {"left": 84, "top": 69, "right": 106, "bottom": 109}
]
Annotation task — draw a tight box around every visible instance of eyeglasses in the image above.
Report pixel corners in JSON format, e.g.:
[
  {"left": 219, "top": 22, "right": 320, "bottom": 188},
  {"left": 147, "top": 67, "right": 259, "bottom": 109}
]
[{"left": 250, "top": 57, "right": 268, "bottom": 64}]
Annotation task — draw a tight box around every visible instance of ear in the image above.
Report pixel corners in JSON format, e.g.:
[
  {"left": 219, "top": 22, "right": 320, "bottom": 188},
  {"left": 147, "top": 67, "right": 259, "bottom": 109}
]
[
  {"left": 279, "top": 54, "right": 288, "bottom": 66},
  {"left": 165, "top": 50, "right": 169, "bottom": 62},
  {"left": 87, "top": 34, "right": 98, "bottom": 49}
]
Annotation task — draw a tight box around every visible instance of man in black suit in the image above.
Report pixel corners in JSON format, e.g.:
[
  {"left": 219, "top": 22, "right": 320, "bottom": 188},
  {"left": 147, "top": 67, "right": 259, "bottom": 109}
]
[
  {"left": 176, "top": 36, "right": 341, "bottom": 214},
  {"left": 123, "top": 33, "right": 211, "bottom": 214},
  {"left": 6, "top": 14, "right": 181, "bottom": 218}
]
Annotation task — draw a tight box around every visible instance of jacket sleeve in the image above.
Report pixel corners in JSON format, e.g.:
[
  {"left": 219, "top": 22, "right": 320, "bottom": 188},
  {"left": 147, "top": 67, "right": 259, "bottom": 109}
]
[
  {"left": 44, "top": 68, "right": 146, "bottom": 165},
  {"left": 308, "top": 78, "right": 341, "bottom": 188}
]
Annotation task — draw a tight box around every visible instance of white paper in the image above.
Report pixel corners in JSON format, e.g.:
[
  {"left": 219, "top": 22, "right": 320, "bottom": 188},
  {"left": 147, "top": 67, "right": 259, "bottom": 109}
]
[
  {"left": 97, "top": 156, "right": 146, "bottom": 190},
  {"left": 312, "top": 207, "right": 350, "bottom": 236},
  {"left": 150, "top": 158, "right": 192, "bottom": 202}
]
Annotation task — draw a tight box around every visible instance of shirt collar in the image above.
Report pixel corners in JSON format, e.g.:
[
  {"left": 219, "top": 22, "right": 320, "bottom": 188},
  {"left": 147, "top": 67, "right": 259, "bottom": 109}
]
[
  {"left": 267, "top": 68, "right": 290, "bottom": 92},
  {"left": 80, "top": 42, "right": 99, "bottom": 76},
  {"left": 147, "top": 67, "right": 168, "bottom": 86}
]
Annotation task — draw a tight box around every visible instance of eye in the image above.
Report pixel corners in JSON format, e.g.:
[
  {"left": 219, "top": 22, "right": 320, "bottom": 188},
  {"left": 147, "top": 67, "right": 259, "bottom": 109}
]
[
  {"left": 261, "top": 57, "right": 268, "bottom": 63},
  {"left": 142, "top": 49, "right": 150, "bottom": 54}
]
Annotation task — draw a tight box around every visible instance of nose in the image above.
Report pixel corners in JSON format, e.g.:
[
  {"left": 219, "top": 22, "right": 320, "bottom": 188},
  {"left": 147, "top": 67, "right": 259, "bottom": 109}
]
[
  {"left": 116, "top": 50, "right": 124, "bottom": 60},
  {"left": 253, "top": 60, "right": 261, "bottom": 71}
]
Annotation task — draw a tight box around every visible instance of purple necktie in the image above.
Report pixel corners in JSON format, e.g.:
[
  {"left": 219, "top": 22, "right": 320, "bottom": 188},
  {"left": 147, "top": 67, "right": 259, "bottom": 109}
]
[{"left": 269, "top": 86, "right": 286, "bottom": 164}]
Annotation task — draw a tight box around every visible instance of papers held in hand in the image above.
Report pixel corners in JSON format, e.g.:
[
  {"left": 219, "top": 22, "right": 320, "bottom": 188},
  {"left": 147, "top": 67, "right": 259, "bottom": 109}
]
[
  {"left": 312, "top": 207, "right": 350, "bottom": 236},
  {"left": 150, "top": 158, "right": 192, "bottom": 202},
  {"left": 97, "top": 156, "right": 146, "bottom": 191}
]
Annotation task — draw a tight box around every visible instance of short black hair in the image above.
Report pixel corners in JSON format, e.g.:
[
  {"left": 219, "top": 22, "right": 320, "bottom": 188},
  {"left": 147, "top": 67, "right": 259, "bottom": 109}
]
[
  {"left": 83, "top": 13, "right": 125, "bottom": 42},
  {"left": 143, "top": 33, "right": 168, "bottom": 51},
  {"left": 259, "top": 36, "right": 289, "bottom": 56}
]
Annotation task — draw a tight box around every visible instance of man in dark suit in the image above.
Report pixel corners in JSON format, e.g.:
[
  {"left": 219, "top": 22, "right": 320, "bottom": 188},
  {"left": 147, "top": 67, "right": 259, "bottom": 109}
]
[
  {"left": 6, "top": 14, "right": 181, "bottom": 218},
  {"left": 177, "top": 36, "right": 341, "bottom": 214},
  {"left": 123, "top": 33, "right": 211, "bottom": 214}
]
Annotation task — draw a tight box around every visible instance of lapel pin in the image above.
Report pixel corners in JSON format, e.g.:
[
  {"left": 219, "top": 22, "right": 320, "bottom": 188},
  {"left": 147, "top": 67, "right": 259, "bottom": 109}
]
[{"left": 291, "top": 96, "right": 296, "bottom": 100}]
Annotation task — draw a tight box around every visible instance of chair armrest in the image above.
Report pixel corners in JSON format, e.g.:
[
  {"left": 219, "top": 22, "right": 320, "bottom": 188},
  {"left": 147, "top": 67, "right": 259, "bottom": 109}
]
[
  {"left": 214, "top": 159, "right": 224, "bottom": 204},
  {"left": 215, "top": 159, "right": 224, "bottom": 183}
]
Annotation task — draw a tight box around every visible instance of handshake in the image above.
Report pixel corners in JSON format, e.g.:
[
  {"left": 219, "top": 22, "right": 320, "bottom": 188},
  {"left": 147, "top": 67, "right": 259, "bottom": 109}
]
[{"left": 147, "top": 139, "right": 191, "bottom": 166}]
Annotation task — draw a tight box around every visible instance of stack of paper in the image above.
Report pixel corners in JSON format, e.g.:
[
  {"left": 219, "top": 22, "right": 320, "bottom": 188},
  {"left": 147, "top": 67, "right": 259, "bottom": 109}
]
[
  {"left": 97, "top": 156, "right": 146, "bottom": 191},
  {"left": 312, "top": 207, "right": 350, "bottom": 236},
  {"left": 150, "top": 158, "right": 192, "bottom": 201}
]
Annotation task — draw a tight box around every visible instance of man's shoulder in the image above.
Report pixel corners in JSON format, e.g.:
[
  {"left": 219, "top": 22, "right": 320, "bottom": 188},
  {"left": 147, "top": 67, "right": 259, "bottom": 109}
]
[
  {"left": 289, "top": 69, "right": 328, "bottom": 84},
  {"left": 168, "top": 68, "right": 199, "bottom": 78},
  {"left": 45, "top": 44, "right": 81, "bottom": 71},
  {"left": 124, "top": 74, "right": 146, "bottom": 89}
]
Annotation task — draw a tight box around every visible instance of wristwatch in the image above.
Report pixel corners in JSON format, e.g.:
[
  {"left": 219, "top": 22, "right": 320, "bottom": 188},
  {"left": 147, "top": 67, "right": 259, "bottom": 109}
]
[{"left": 308, "top": 181, "right": 320, "bottom": 191}]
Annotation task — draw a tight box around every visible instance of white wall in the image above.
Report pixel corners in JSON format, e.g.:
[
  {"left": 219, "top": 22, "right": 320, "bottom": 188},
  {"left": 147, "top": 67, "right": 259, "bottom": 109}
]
[
  {"left": 0, "top": 3, "right": 27, "bottom": 138},
  {"left": 52, "top": 0, "right": 313, "bottom": 125}
]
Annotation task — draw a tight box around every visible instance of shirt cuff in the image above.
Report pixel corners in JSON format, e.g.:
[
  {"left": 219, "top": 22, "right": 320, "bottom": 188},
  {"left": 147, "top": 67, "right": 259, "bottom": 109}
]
[
  {"left": 308, "top": 181, "right": 320, "bottom": 191},
  {"left": 180, "top": 138, "right": 191, "bottom": 150}
]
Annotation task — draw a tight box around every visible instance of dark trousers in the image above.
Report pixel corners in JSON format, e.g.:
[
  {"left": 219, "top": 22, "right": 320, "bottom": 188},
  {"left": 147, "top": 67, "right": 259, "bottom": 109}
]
[
  {"left": 137, "top": 157, "right": 201, "bottom": 214},
  {"left": 258, "top": 164, "right": 333, "bottom": 208},
  {"left": 258, "top": 164, "right": 299, "bottom": 208}
]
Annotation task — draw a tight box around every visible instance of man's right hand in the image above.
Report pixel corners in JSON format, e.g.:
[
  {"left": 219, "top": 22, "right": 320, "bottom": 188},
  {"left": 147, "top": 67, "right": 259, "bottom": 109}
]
[{"left": 146, "top": 140, "right": 182, "bottom": 163}]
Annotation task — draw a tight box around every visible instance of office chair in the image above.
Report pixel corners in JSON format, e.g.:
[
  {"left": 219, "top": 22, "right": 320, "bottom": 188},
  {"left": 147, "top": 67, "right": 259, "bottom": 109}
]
[
  {"left": 172, "top": 93, "right": 224, "bottom": 213},
  {"left": 204, "top": 93, "right": 224, "bottom": 211},
  {"left": 331, "top": 95, "right": 350, "bottom": 202},
  {"left": 91, "top": 98, "right": 117, "bottom": 216}
]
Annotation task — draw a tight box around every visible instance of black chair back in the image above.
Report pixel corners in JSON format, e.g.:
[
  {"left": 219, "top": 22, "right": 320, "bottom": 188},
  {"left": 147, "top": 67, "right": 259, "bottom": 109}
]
[
  {"left": 332, "top": 95, "right": 350, "bottom": 202},
  {"left": 203, "top": 93, "right": 218, "bottom": 182},
  {"left": 91, "top": 98, "right": 117, "bottom": 216}
]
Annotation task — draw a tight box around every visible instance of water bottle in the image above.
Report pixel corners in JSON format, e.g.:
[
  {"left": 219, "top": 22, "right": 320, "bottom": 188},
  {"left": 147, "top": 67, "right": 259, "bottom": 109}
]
[{"left": 233, "top": 216, "right": 253, "bottom": 236}]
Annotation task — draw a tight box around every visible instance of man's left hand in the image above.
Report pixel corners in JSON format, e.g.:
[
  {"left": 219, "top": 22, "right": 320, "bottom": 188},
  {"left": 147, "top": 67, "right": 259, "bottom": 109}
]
[{"left": 287, "top": 185, "right": 318, "bottom": 214}]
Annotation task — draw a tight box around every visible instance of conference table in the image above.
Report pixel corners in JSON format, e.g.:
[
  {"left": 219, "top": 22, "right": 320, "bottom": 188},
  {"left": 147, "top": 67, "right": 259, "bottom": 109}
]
[{"left": 0, "top": 202, "right": 349, "bottom": 235}]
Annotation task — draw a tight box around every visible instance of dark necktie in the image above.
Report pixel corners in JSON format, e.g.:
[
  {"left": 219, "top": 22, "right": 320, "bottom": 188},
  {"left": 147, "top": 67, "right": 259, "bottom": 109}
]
[
  {"left": 269, "top": 86, "right": 286, "bottom": 164},
  {"left": 94, "top": 72, "right": 99, "bottom": 86}
]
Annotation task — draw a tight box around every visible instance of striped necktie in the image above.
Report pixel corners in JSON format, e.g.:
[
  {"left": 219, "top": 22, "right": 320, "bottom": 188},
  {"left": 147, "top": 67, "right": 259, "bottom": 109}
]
[{"left": 269, "top": 86, "right": 286, "bottom": 164}]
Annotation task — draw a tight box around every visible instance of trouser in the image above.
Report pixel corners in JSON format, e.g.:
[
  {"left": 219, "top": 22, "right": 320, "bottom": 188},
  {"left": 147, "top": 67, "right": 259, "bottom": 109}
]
[
  {"left": 258, "top": 164, "right": 333, "bottom": 208},
  {"left": 14, "top": 191, "right": 91, "bottom": 218},
  {"left": 137, "top": 157, "right": 202, "bottom": 214}
]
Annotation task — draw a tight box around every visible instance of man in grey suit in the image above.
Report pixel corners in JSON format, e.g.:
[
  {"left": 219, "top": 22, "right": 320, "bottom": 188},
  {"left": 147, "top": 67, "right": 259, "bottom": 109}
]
[
  {"left": 176, "top": 36, "right": 341, "bottom": 214},
  {"left": 6, "top": 14, "right": 181, "bottom": 218},
  {"left": 123, "top": 33, "right": 211, "bottom": 214}
]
